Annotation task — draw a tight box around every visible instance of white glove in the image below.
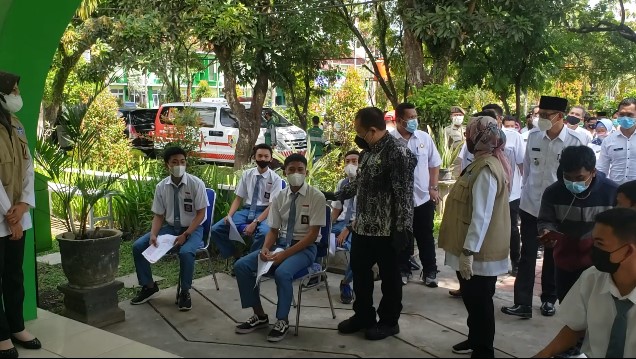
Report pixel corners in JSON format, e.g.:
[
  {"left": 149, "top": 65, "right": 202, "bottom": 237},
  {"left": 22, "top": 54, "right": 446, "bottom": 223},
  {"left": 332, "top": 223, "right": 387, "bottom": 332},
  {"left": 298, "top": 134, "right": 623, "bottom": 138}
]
[{"left": 459, "top": 253, "right": 474, "bottom": 280}]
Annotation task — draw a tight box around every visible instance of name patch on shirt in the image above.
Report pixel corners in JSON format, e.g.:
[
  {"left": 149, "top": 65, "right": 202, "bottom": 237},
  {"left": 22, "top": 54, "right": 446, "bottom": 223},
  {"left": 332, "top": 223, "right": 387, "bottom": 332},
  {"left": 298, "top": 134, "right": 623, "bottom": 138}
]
[
  {"left": 531, "top": 148, "right": 541, "bottom": 152},
  {"left": 184, "top": 198, "right": 193, "bottom": 203},
  {"left": 614, "top": 148, "right": 624, "bottom": 151}
]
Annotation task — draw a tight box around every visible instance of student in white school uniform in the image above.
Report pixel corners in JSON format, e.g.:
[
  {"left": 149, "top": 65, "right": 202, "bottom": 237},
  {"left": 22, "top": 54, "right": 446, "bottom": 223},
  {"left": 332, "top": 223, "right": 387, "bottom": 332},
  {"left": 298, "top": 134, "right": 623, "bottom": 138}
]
[
  {"left": 234, "top": 154, "right": 326, "bottom": 343},
  {"left": 211, "top": 143, "right": 283, "bottom": 261},
  {"left": 131, "top": 146, "right": 209, "bottom": 311},
  {"left": 597, "top": 98, "right": 636, "bottom": 185},
  {"left": 535, "top": 208, "right": 636, "bottom": 358}
]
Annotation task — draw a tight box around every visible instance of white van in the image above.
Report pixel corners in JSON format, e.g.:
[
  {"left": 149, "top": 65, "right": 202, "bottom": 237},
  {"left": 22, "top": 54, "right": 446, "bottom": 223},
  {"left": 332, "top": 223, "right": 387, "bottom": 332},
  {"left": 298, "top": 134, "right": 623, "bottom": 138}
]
[{"left": 153, "top": 99, "right": 307, "bottom": 164}]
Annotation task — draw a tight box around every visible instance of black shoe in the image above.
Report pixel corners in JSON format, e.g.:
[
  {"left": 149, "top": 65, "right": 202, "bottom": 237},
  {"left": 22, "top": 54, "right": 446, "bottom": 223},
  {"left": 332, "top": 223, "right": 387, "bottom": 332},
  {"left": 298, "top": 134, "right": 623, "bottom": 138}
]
[
  {"left": 541, "top": 302, "right": 556, "bottom": 317},
  {"left": 408, "top": 256, "right": 421, "bottom": 271},
  {"left": 501, "top": 304, "right": 533, "bottom": 318},
  {"left": 509, "top": 266, "right": 519, "bottom": 277},
  {"left": 235, "top": 314, "right": 270, "bottom": 334},
  {"left": 337, "top": 316, "right": 376, "bottom": 334},
  {"left": 178, "top": 290, "right": 192, "bottom": 311},
  {"left": 364, "top": 323, "right": 400, "bottom": 341},
  {"left": 449, "top": 289, "right": 462, "bottom": 298},
  {"left": 0, "top": 348, "right": 18, "bottom": 358},
  {"left": 452, "top": 340, "right": 473, "bottom": 355},
  {"left": 267, "top": 320, "right": 290, "bottom": 342},
  {"left": 10, "top": 335, "right": 41, "bottom": 349},
  {"left": 130, "top": 283, "right": 160, "bottom": 305},
  {"left": 400, "top": 272, "right": 412, "bottom": 286}
]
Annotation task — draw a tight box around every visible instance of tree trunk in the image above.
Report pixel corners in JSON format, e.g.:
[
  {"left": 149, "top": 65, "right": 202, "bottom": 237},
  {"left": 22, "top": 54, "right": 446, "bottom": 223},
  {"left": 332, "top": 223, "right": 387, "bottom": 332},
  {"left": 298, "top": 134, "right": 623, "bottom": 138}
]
[
  {"left": 399, "top": 0, "right": 429, "bottom": 89},
  {"left": 430, "top": 54, "right": 450, "bottom": 85},
  {"left": 515, "top": 78, "right": 522, "bottom": 118},
  {"left": 499, "top": 93, "right": 511, "bottom": 116}
]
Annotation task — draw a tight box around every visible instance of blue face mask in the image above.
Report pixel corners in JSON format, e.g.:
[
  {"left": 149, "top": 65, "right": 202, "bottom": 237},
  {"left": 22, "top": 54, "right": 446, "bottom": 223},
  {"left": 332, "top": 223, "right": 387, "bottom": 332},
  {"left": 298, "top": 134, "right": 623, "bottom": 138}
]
[
  {"left": 564, "top": 177, "right": 591, "bottom": 194},
  {"left": 617, "top": 116, "right": 636, "bottom": 129},
  {"left": 405, "top": 119, "right": 418, "bottom": 133}
]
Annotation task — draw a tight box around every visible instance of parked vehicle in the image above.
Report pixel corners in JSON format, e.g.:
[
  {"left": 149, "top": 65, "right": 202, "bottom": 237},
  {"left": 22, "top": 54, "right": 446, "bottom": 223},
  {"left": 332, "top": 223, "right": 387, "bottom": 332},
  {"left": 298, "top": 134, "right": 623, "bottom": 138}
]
[
  {"left": 118, "top": 108, "right": 158, "bottom": 156},
  {"left": 152, "top": 99, "right": 307, "bottom": 164}
]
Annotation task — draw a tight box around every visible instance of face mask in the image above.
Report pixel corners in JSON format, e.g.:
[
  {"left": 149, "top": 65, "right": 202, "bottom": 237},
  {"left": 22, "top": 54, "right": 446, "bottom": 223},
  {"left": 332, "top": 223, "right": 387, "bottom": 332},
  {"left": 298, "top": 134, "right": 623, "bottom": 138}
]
[
  {"left": 287, "top": 173, "right": 306, "bottom": 187},
  {"left": 597, "top": 133, "right": 608, "bottom": 139},
  {"left": 563, "top": 176, "right": 591, "bottom": 194},
  {"left": 344, "top": 164, "right": 358, "bottom": 178},
  {"left": 170, "top": 165, "right": 186, "bottom": 178},
  {"left": 538, "top": 117, "right": 554, "bottom": 132},
  {"left": 591, "top": 245, "right": 629, "bottom": 274},
  {"left": 565, "top": 115, "right": 580, "bottom": 126},
  {"left": 255, "top": 160, "right": 270, "bottom": 169},
  {"left": 617, "top": 116, "right": 636, "bottom": 129},
  {"left": 0, "top": 94, "right": 22, "bottom": 113},
  {"left": 405, "top": 119, "right": 418, "bottom": 133},
  {"left": 452, "top": 116, "right": 464, "bottom": 126},
  {"left": 587, "top": 123, "right": 596, "bottom": 130},
  {"left": 613, "top": 119, "right": 620, "bottom": 127}
]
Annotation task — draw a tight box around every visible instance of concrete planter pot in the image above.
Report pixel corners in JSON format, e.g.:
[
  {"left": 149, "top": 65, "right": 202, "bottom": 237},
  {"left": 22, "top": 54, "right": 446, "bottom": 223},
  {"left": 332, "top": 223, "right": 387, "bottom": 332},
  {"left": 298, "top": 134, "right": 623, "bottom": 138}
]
[{"left": 439, "top": 168, "right": 453, "bottom": 181}]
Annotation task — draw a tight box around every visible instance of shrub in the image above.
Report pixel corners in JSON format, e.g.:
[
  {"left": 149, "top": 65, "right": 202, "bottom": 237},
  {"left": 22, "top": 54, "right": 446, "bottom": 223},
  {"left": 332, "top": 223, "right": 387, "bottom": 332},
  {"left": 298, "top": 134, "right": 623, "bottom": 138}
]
[
  {"left": 325, "top": 68, "right": 367, "bottom": 150},
  {"left": 409, "top": 85, "right": 464, "bottom": 137}
]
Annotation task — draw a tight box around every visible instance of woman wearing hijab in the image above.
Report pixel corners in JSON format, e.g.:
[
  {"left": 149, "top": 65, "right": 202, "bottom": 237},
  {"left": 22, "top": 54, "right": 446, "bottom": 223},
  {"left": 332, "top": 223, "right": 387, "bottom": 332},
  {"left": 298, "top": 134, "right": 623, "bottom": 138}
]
[
  {"left": 438, "top": 114, "right": 511, "bottom": 358},
  {"left": 588, "top": 119, "right": 614, "bottom": 159}
]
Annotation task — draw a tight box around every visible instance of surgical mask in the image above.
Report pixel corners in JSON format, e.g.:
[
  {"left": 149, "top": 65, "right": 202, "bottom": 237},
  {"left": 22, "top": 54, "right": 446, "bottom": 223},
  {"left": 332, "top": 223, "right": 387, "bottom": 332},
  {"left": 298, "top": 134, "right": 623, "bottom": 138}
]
[
  {"left": 344, "top": 164, "right": 357, "bottom": 178},
  {"left": 0, "top": 93, "right": 22, "bottom": 113},
  {"left": 405, "top": 119, "right": 418, "bottom": 133},
  {"left": 255, "top": 160, "right": 270, "bottom": 169},
  {"left": 170, "top": 165, "right": 186, "bottom": 177},
  {"left": 563, "top": 177, "right": 591, "bottom": 194},
  {"left": 566, "top": 115, "right": 581, "bottom": 126},
  {"left": 613, "top": 119, "right": 620, "bottom": 127},
  {"left": 538, "top": 117, "right": 554, "bottom": 132},
  {"left": 452, "top": 116, "right": 464, "bottom": 126},
  {"left": 591, "top": 245, "right": 629, "bottom": 274},
  {"left": 597, "top": 133, "right": 608, "bottom": 140},
  {"left": 617, "top": 116, "right": 635, "bottom": 129},
  {"left": 287, "top": 173, "right": 306, "bottom": 187}
]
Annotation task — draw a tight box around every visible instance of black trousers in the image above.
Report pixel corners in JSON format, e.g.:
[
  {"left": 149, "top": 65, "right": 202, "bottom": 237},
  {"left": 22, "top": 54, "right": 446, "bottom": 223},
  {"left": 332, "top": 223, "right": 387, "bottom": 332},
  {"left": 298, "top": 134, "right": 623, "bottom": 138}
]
[
  {"left": 514, "top": 211, "right": 557, "bottom": 306},
  {"left": 555, "top": 267, "right": 587, "bottom": 303},
  {"left": 351, "top": 233, "right": 402, "bottom": 326},
  {"left": 457, "top": 272, "right": 497, "bottom": 358},
  {"left": 399, "top": 200, "right": 436, "bottom": 274},
  {"left": 509, "top": 199, "right": 521, "bottom": 266},
  {"left": 0, "top": 233, "right": 26, "bottom": 341}
]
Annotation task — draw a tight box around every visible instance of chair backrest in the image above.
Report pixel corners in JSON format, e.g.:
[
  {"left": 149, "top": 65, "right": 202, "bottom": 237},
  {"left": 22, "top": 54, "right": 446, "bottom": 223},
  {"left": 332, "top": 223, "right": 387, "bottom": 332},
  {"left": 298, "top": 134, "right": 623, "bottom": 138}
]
[
  {"left": 316, "top": 205, "right": 332, "bottom": 259},
  {"left": 202, "top": 188, "right": 216, "bottom": 249}
]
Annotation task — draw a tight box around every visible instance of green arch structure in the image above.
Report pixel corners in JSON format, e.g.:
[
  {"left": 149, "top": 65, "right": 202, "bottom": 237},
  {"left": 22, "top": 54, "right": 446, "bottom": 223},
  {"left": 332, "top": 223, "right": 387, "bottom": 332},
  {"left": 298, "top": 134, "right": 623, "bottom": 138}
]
[{"left": 0, "top": 0, "right": 81, "bottom": 321}]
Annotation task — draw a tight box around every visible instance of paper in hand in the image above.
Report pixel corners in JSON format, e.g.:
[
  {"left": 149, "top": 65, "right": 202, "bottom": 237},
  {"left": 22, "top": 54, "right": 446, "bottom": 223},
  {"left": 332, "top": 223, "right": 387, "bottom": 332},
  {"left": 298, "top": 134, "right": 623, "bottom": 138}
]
[
  {"left": 255, "top": 247, "right": 284, "bottom": 288},
  {"left": 227, "top": 216, "right": 245, "bottom": 244},
  {"left": 142, "top": 234, "right": 177, "bottom": 264}
]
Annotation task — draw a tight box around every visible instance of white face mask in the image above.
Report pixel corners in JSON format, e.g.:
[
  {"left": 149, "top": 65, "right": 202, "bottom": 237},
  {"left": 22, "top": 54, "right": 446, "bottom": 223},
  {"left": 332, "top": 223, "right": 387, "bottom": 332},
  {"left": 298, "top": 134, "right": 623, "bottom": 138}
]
[
  {"left": 538, "top": 117, "right": 554, "bottom": 132},
  {"left": 344, "top": 164, "right": 358, "bottom": 178},
  {"left": 1, "top": 94, "right": 23, "bottom": 113},
  {"left": 452, "top": 115, "right": 464, "bottom": 126},
  {"left": 531, "top": 116, "right": 539, "bottom": 127},
  {"left": 287, "top": 173, "right": 306, "bottom": 187},
  {"left": 170, "top": 165, "right": 186, "bottom": 178}
]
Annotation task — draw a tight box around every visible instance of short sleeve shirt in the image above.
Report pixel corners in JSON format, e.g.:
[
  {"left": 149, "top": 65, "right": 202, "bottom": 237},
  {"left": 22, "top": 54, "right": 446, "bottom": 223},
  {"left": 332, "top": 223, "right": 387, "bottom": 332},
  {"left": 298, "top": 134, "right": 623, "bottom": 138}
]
[{"left": 152, "top": 173, "right": 209, "bottom": 227}]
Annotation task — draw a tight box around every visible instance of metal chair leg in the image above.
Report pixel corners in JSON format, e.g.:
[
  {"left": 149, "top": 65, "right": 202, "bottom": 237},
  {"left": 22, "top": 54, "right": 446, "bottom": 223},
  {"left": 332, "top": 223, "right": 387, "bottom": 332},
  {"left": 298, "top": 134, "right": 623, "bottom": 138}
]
[
  {"left": 323, "top": 274, "right": 336, "bottom": 319},
  {"left": 205, "top": 251, "right": 220, "bottom": 291},
  {"left": 295, "top": 281, "right": 303, "bottom": 336}
]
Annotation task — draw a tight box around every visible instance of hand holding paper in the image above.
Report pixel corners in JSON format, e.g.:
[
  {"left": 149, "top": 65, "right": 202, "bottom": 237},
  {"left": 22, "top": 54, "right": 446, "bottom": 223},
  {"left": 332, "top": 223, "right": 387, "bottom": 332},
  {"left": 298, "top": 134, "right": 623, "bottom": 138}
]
[{"left": 142, "top": 234, "right": 177, "bottom": 264}]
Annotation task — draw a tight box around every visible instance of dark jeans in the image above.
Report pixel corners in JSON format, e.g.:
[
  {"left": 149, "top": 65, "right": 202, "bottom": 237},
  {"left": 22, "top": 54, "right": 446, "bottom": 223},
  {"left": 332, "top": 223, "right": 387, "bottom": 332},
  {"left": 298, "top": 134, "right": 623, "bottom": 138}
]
[
  {"left": 351, "top": 233, "right": 402, "bottom": 326},
  {"left": 509, "top": 199, "right": 521, "bottom": 266},
  {"left": 457, "top": 272, "right": 497, "bottom": 358},
  {"left": 0, "top": 233, "right": 26, "bottom": 341},
  {"left": 514, "top": 211, "right": 557, "bottom": 306},
  {"left": 555, "top": 266, "right": 587, "bottom": 303},
  {"left": 399, "top": 200, "right": 436, "bottom": 274}
]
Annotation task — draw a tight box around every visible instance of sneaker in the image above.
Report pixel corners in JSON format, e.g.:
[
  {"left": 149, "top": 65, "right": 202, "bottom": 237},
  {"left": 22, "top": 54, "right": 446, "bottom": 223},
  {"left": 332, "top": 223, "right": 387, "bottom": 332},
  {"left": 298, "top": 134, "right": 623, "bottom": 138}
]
[
  {"left": 235, "top": 314, "right": 270, "bottom": 334},
  {"left": 337, "top": 316, "right": 376, "bottom": 334},
  {"left": 364, "top": 323, "right": 399, "bottom": 341},
  {"left": 340, "top": 282, "right": 354, "bottom": 304},
  {"left": 408, "top": 256, "right": 421, "bottom": 271},
  {"left": 267, "top": 320, "right": 289, "bottom": 342},
  {"left": 401, "top": 272, "right": 411, "bottom": 285},
  {"left": 452, "top": 340, "right": 473, "bottom": 355},
  {"left": 130, "top": 283, "right": 159, "bottom": 305},
  {"left": 178, "top": 290, "right": 192, "bottom": 311},
  {"left": 422, "top": 270, "right": 439, "bottom": 288}
]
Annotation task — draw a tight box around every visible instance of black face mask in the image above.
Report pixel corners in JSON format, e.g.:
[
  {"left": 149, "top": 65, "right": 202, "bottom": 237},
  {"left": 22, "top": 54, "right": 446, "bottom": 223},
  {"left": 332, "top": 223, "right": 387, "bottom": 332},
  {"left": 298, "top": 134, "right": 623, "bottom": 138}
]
[
  {"left": 355, "top": 135, "right": 370, "bottom": 150},
  {"left": 566, "top": 115, "right": 581, "bottom": 125},
  {"left": 256, "top": 160, "right": 270, "bottom": 169},
  {"left": 591, "top": 245, "right": 628, "bottom": 274}
]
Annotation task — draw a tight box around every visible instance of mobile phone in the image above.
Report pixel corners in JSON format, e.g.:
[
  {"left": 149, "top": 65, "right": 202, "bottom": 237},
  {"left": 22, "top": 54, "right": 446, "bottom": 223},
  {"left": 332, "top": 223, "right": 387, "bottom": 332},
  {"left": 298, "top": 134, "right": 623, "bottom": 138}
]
[{"left": 539, "top": 231, "right": 566, "bottom": 244}]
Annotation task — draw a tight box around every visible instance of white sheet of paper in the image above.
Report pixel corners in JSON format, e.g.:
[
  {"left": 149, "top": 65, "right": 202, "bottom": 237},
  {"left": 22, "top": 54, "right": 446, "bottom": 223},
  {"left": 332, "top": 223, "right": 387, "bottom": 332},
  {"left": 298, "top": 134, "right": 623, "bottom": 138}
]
[
  {"left": 0, "top": 186, "right": 11, "bottom": 215},
  {"left": 329, "top": 233, "right": 336, "bottom": 256},
  {"left": 227, "top": 216, "right": 245, "bottom": 244},
  {"left": 142, "top": 234, "right": 177, "bottom": 264},
  {"left": 255, "top": 247, "right": 284, "bottom": 288}
]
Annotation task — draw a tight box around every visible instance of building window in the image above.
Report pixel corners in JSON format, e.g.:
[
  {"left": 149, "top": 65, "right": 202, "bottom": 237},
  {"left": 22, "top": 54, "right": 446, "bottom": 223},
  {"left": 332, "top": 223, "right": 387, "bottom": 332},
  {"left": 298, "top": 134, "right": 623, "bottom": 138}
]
[{"left": 111, "top": 88, "right": 125, "bottom": 104}]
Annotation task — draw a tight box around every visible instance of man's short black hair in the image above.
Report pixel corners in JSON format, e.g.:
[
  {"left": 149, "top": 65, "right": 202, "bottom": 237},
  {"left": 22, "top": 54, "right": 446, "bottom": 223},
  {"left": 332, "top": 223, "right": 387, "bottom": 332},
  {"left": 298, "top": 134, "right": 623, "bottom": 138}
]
[
  {"left": 395, "top": 102, "right": 416, "bottom": 120},
  {"left": 312, "top": 116, "right": 320, "bottom": 125},
  {"left": 344, "top": 149, "right": 360, "bottom": 159},
  {"left": 618, "top": 98, "right": 636, "bottom": 111},
  {"left": 284, "top": 153, "right": 307, "bottom": 169},
  {"left": 473, "top": 110, "right": 497, "bottom": 118},
  {"left": 163, "top": 146, "right": 187, "bottom": 163},
  {"left": 502, "top": 115, "right": 518, "bottom": 125},
  {"left": 482, "top": 104, "right": 504, "bottom": 117},
  {"left": 355, "top": 107, "right": 386, "bottom": 131},
  {"left": 617, "top": 180, "right": 636, "bottom": 204},
  {"left": 251, "top": 143, "right": 273, "bottom": 158},
  {"left": 559, "top": 146, "right": 596, "bottom": 173},
  {"left": 595, "top": 208, "right": 636, "bottom": 244}
]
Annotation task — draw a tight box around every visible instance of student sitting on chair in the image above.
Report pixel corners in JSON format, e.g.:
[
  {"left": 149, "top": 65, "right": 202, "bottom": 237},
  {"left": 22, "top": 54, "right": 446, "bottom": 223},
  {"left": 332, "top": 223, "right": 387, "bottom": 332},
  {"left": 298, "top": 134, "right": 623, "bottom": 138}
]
[
  {"left": 234, "top": 153, "right": 326, "bottom": 342},
  {"left": 131, "top": 146, "right": 209, "bottom": 311},
  {"left": 211, "top": 143, "right": 283, "bottom": 261}
]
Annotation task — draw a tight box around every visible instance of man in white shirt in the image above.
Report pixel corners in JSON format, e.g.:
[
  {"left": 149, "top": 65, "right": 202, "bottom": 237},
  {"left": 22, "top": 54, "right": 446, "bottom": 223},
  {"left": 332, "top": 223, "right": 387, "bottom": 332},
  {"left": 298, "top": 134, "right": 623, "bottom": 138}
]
[
  {"left": 535, "top": 208, "right": 636, "bottom": 358},
  {"left": 234, "top": 154, "right": 326, "bottom": 343},
  {"left": 597, "top": 98, "right": 636, "bottom": 185},
  {"left": 565, "top": 105, "right": 592, "bottom": 143},
  {"left": 502, "top": 96, "right": 588, "bottom": 319},
  {"left": 391, "top": 103, "right": 442, "bottom": 287},
  {"left": 211, "top": 143, "right": 283, "bottom": 261},
  {"left": 131, "top": 146, "right": 209, "bottom": 311}
]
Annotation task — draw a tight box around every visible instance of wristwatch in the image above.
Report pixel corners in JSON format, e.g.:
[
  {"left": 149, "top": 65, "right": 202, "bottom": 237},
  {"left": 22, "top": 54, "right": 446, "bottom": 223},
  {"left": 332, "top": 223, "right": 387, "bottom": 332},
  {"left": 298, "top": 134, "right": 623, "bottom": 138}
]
[
  {"left": 429, "top": 186, "right": 439, "bottom": 191},
  {"left": 462, "top": 249, "right": 475, "bottom": 256},
  {"left": 254, "top": 219, "right": 261, "bottom": 225}
]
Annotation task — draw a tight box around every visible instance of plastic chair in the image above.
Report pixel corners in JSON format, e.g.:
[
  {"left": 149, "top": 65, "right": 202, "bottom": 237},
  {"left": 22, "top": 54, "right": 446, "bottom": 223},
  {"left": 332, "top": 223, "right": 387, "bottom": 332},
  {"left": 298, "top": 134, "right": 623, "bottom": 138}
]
[{"left": 175, "top": 188, "right": 220, "bottom": 304}]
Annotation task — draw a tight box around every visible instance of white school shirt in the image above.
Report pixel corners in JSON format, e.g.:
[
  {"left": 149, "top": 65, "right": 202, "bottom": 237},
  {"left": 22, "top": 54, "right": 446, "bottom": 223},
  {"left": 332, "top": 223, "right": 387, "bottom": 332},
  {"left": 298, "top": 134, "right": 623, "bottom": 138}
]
[
  {"left": 390, "top": 129, "right": 442, "bottom": 207},
  {"left": 560, "top": 267, "right": 636, "bottom": 358},
  {"left": 597, "top": 129, "right": 636, "bottom": 185},
  {"left": 152, "top": 173, "right": 209, "bottom": 227},
  {"left": 574, "top": 126, "right": 592, "bottom": 144},
  {"left": 235, "top": 167, "right": 283, "bottom": 207},
  {"left": 332, "top": 177, "right": 357, "bottom": 222},
  {"left": 268, "top": 183, "right": 326, "bottom": 243},
  {"left": 519, "top": 126, "right": 587, "bottom": 217}
]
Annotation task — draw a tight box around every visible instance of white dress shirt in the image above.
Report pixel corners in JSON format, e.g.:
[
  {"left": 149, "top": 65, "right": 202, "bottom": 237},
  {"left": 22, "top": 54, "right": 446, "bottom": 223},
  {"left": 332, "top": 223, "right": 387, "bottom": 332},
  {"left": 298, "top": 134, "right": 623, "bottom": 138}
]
[
  {"left": 597, "top": 129, "right": 636, "bottom": 185},
  {"left": 268, "top": 183, "right": 326, "bottom": 242},
  {"left": 444, "top": 167, "right": 509, "bottom": 276},
  {"left": 560, "top": 267, "right": 636, "bottom": 358},
  {"left": 519, "top": 126, "right": 587, "bottom": 217},
  {"left": 390, "top": 129, "right": 442, "bottom": 207},
  {"left": 332, "top": 177, "right": 357, "bottom": 222},
  {"left": 574, "top": 126, "right": 592, "bottom": 144},
  {"left": 152, "top": 173, "right": 209, "bottom": 227},
  {"left": 235, "top": 167, "right": 283, "bottom": 206}
]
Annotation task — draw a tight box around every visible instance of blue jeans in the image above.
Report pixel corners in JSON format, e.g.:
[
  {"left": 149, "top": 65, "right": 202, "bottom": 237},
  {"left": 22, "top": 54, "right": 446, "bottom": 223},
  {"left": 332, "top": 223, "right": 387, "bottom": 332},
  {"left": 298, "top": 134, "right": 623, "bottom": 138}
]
[
  {"left": 235, "top": 243, "right": 317, "bottom": 320},
  {"left": 332, "top": 220, "right": 353, "bottom": 284},
  {"left": 132, "top": 225, "right": 204, "bottom": 291},
  {"left": 211, "top": 208, "right": 269, "bottom": 258}
]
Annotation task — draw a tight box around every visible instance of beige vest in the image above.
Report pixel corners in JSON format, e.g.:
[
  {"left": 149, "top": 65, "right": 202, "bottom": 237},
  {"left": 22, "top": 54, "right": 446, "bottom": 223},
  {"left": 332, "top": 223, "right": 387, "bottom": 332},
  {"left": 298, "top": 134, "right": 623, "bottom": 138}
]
[
  {"left": 0, "top": 114, "right": 29, "bottom": 205},
  {"left": 438, "top": 155, "right": 510, "bottom": 262}
]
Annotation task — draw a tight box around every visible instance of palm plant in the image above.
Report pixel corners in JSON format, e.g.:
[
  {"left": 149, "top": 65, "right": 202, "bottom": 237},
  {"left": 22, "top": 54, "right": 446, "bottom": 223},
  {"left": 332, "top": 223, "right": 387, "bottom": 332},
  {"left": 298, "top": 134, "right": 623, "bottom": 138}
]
[{"left": 429, "top": 125, "right": 464, "bottom": 171}]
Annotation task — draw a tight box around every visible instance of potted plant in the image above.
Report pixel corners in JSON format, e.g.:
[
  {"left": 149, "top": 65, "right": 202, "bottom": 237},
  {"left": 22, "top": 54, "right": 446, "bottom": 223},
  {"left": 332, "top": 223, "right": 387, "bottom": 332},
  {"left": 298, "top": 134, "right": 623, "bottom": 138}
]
[{"left": 430, "top": 126, "right": 464, "bottom": 181}]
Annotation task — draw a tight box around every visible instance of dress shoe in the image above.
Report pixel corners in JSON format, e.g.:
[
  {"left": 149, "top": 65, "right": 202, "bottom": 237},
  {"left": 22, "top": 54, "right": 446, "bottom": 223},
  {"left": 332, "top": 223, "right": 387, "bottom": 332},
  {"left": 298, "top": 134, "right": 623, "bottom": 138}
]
[
  {"left": 338, "top": 316, "right": 376, "bottom": 334},
  {"left": 501, "top": 304, "right": 532, "bottom": 318},
  {"left": 449, "top": 289, "right": 462, "bottom": 298},
  {"left": 541, "top": 302, "right": 556, "bottom": 317},
  {"left": 0, "top": 347, "right": 18, "bottom": 358},
  {"left": 11, "top": 335, "right": 42, "bottom": 350},
  {"left": 364, "top": 323, "right": 399, "bottom": 341}
]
